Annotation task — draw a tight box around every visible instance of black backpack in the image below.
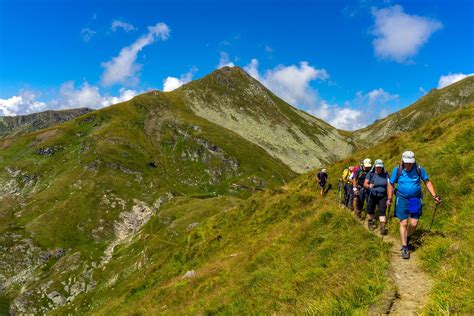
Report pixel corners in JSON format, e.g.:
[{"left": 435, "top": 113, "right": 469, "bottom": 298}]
[{"left": 356, "top": 168, "right": 368, "bottom": 187}]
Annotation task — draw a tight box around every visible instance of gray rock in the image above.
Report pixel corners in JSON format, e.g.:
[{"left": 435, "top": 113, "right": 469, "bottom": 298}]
[
  {"left": 182, "top": 270, "right": 196, "bottom": 279},
  {"left": 186, "top": 222, "right": 199, "bottom": 232}
]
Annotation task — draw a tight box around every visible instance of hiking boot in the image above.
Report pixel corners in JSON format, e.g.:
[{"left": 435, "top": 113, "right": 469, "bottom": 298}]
[
  {"left": 368, "top": 220, "right": 376, "bottom": 230},
  {"left": 380, "top": 224, "right": 387, "bottom": 235},
  {"left": 401, "top": 246, "right": 410, "bottom": 260},
  {"left": 356, "top": 210, "right": 363, "bottom": 220}
]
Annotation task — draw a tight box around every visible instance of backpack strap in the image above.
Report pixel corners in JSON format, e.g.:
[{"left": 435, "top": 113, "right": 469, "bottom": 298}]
[
  {"left": 395, "top": 161, "right": 402, "bottom": 184},
  {"left": 395, "top": 161, "right": 421, "bottom": 183}
]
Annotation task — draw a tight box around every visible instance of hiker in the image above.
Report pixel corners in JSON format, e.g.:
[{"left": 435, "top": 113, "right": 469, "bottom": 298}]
[
  {"left": 341, "top": 166, "right": 354, "bottom": 209},
  {"left": 351, "top": 160, "right": 362, "bottom": 180},
  {"left": 364, "top": 159, "right": 390, "bottom": 234},
  {"left": 387, "top": 151, "right": 442, "bottom": 259},
  {"left": 316, "top": 168, "right": 328, "bottom": 196},
  {"left": 353, "top": 158, "right": 372, "bottom": 219}
]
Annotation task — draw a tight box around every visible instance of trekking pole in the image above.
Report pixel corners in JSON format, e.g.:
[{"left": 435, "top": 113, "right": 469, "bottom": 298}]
[{"left": 429, "top": 204, "right": 439, "bottom": 231}]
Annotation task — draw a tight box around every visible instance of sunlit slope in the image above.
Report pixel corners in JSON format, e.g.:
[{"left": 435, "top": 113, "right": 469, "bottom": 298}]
[{"left": 332, "top": 103, "right": 474, "bottom": 314}]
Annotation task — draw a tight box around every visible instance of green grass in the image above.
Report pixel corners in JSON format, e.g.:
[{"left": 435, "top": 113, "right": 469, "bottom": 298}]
[
  {"left": 328, "top": 104, "right": 474, "bottom": 314},
  {"left": 0, "top": 71, "right": 472, "bottom": 314},
  {"left": 51, "top": 178, "right": 389, "bottom": 315}
]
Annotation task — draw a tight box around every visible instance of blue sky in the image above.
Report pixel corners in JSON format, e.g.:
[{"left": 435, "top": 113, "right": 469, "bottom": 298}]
[{"left": 0, "top": 0, "right": 473, "bottom": 129}]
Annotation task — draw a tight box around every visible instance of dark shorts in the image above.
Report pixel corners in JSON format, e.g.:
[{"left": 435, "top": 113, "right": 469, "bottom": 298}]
[
  {"left": 395, "top": 196, "right": 423, "bottom": 220},
  {"left": 319, "top": 181, "right": 326, "bottom": 188},
  {"left": 367, "top": 194, "right": 387, "bottom": 216}
]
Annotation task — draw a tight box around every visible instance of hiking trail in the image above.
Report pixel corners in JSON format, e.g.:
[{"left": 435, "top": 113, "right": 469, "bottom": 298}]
[{"left": 356, "top": 212, "right": 434, "bottom": 315}]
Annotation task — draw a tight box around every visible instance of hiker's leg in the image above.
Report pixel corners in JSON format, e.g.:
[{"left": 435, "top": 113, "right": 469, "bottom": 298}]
[
  {"left": 408, "top": 218, "right": 418, "bottom": 236},
  {"left": 366, "top": 194, "right": 375, "bottom": 221},
  {"left": 379, "top": 197, "right": 387, "bottom": 225},
  {"left": 344, "top": 184, "right": 349, "bottom": 206},
  {"left": 356, "top": 191, "right": 364, "bottom": 218},
  {"left": 400, "top": 219, "right": 409, "bottom": 246}
]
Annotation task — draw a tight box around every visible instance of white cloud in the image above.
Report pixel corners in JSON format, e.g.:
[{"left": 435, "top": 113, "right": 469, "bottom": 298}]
[
  {"left": 0, "top": 83, "right": 139, "bottom": 116},
  {"left": 307, "top": 101, "right": 364, "bottom": 131},
  {"left": 162, "top": 67, "right": 198, "bottom": 92},
  {"left": 371, "top": 5, "right": 442, "bottom": 63},
  {"left": 0, "top": 91, "right": 47, "bottom": 116},
  {"left": 81, "top": 28, "right": 96, "bottom": 42},
  {"left": 438, "top": 73, "right": 474, "bottom": 88},
  {"left": 355, "top": 88, "right": 399, "bottom": 108},
  {"left": 305, "top": 88, "right": 398, "bottom": 130},
  {"left": 217, "top": 52, "right": 235, "bottom": 68},
  {"left": 244, "top": 58, "right": 329, "bottom": 107},
  {"left": 101, "top": 22, "right": 170, "bottom": 87},
  {"left": 111, "top": 20, "right": 136, "bottom": 32},
  {"left": 58, "top": 81, "right": 138, "bottom": 109}
]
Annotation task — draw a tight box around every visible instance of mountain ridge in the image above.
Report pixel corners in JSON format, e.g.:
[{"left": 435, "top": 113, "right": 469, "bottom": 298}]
[{"left": 0, "top": 107, "right": 94, "bottom": 138}]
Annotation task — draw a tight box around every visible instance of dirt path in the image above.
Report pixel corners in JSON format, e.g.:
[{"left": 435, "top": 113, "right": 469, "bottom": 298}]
[
  {"left": 358, "top": 215, "right": 433, "bottom": 315},
  {"left": 380, "top": 228, "right": 433, "bottom": 315}
]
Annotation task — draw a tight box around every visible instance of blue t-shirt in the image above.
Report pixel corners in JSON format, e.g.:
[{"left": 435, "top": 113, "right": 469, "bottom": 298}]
[
  {"left": 389, "top": 165, "right": 429, "bottom": 198},
  {"left": 366, "top": 171, "right": 390, "bottom": 196}
]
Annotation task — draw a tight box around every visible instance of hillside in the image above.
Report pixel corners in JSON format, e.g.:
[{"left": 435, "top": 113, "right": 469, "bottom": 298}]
[
  {"left": 0, "top": 67, "right": 472, "bottom": 314},
  {"left": 49, "top": 103, "right": 470, "bottom": 315},
  {"left": 332, "top": 103, "right": 474, "bottom": 314},
  {"left": 0, "top": 108, "right": 94, "bottom": 138},
  {"left": 355, "top": 76, "right": 474, "bottom": 143},
  {"left": 45, "top": 102, "right": 473, "bottom": 315},
  {"left": 176, "top": 66, "right": 355, "bottom": 173}
]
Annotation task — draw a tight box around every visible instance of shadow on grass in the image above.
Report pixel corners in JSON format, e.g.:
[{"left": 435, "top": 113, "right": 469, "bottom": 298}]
[{"left": 409, "top": 229, "right": 447, "bottom": 251}]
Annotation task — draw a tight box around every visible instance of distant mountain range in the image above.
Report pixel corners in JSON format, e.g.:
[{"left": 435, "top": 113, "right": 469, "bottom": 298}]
[
  {"left": 0, "top": 67, "right": 472, "bottom": 314},
  {"left": 0, "top": 108, "right": 94, "bottom": 138}
]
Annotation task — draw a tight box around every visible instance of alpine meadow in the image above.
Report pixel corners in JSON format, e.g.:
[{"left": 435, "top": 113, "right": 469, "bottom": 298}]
[{"left": 1, "top": 1, "right": 473, "bottom": 315}]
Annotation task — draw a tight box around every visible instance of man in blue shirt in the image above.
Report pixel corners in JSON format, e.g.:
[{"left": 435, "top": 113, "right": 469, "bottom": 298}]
[{"left": 387, "top": 151, "right": 441, "bottom": 259}]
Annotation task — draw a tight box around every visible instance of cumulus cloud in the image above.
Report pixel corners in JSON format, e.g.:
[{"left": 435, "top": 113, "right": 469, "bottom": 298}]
[
  {"left": 244, "top": 58, "right": 329, "bottom": 107},
  {"left": 1, "top": 83, "right": 138, "bottom": 116},
  {"left": 0, "top": 91, "right": 47, "bottom": 116},
  {"left": 162, "top": 67, "right": 198, "bottom": 92},
  {"left": 217, "top": 52, "right": 235, "bottom": 68},
  {"left": 58, "top": 81, "right": 138, "bottom": 109},
  {"left": 355, "top": 88, "right": 399, "bottom": 108},
  {"left": 101, "top": 22, "right": 170, "bottom": 87},
  {"left": 111, "top": 20, "right": 136, "bottom": 32},
  {"left": 81, "top": 28, "right": 96, "bottom": 42},
  {"left": 371, "top": 5, "right": 442, "bottom": 63},
  {"left": 438, "top": 73, "right": 474, "bottom": 88},
  {"left": 307, "top": 101, "right": 364, "bottom": 131},
  {"left": 305, "top": 88, "right": 398, "bottom": 130}
]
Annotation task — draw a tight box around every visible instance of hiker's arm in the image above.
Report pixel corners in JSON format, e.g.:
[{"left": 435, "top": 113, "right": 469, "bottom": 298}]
[
  {"left": 363, "top": 179, "right": 369, "bottom": 189},
  {"left": 425, "top": 180, "right": 441, "bottom": 204},
  {"left": 387, "top": 183, "right": 393, "bottom": 205}
]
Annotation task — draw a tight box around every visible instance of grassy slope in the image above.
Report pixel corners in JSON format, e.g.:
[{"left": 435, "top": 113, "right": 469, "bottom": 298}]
[
  {"left": 330, "top": 104, "right": 474, "bottom": 314},
  {"left": 0, "top": 91, "right": 297, "bottom": 312},
  {"left": 53, "top": 175, "right": 389, "bottom": 315}
]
